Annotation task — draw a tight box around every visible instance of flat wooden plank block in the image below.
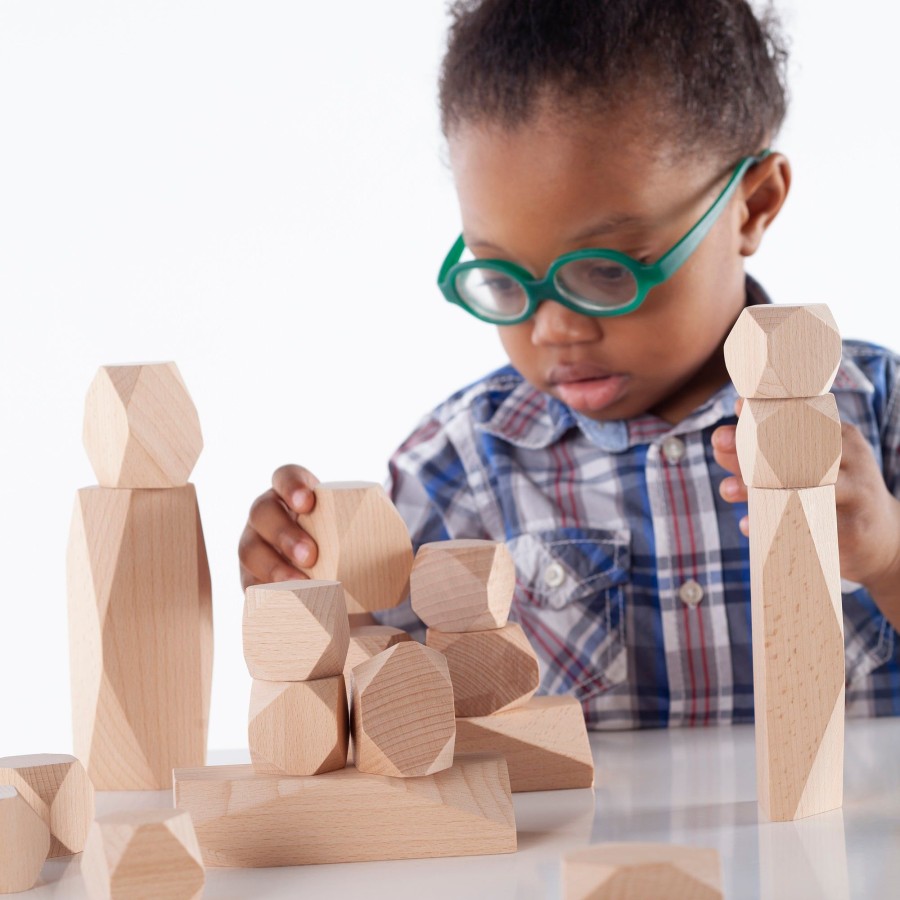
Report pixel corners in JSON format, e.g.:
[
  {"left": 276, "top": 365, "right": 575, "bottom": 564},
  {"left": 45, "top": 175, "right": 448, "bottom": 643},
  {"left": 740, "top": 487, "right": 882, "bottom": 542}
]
[{"left": 173, "top": 753, "right": 516, "bottom": 867}]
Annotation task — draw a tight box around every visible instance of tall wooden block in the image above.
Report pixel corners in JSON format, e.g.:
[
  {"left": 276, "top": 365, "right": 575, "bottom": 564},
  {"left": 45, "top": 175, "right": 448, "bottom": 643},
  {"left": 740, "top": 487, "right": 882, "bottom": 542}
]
[
  {"left": 67, "top": 485, "right": 213, "bottom": 790},
  {"left": 0, "top": 754, "right": 94, "bottom": 857},
  {"left": 249, "top": 677, "right": 348, "bottom": 776},
  {"left": 410, "top": 539, "right": 516, "bottom": 632},
  {"left": 0, "top": 786, "right": 50, "bottom": 895},
  {"left": 81, "top": 809, "right": 204, "bottom": 900},
  {"left": 83, "top": 363, "right": 203, "bottom": 488},
  {"left": 723, "top": 305, "right": 842, "bottom": 398},
  {"left": 173, "top": 754, "right": 516, "bottom": 867},
  {"left": 352, "top": 641, "right": 455, "bottom": 777},
  {"left": 242, "top": 580, "right": 350, "bottom": 681},
  {"left": 297, "top": 482, "right": 413, "bottom": 614},
  {"left": 426, "top": 623, "right": 540, "bottom": 717},
  {"left": 736, "top": 395, "right": 842, "bottom": 488},
  {"left": 564, "top": 843, "right": 723, "bottom": 900},
  {"left": 454, "top": 696, "right": 594, "bottom": 792},
  {"left": 749, "top": 486, "right": 844, "bottom": 821}
]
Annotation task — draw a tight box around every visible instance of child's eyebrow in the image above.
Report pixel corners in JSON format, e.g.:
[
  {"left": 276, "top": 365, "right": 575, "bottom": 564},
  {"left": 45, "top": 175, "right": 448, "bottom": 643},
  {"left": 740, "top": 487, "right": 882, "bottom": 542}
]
[{"left": 568, "top": 214, "right": 647, "bottom": 242}]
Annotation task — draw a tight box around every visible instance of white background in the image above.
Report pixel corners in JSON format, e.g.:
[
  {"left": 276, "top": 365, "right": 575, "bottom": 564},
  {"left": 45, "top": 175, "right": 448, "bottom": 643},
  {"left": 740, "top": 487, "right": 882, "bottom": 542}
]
[{"left": 1, "top": 1, "right": 898, "bottom": 755}]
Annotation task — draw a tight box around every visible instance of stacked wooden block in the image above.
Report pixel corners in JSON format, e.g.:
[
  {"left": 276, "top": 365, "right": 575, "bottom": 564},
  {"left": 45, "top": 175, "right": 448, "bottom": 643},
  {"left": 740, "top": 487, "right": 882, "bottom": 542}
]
[
  {"left": 415, "top": 539, "right": 594, "bottom": 792},
  {"left": 724, "top": 304, "right": 845, "bottom": 822}
]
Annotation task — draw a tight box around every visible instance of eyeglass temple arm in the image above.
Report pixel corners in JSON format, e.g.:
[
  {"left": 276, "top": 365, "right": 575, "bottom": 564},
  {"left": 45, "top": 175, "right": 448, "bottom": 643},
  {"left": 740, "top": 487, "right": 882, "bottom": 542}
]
[{"left": 438, "top": 234, "right": 467, "bottom": 285}]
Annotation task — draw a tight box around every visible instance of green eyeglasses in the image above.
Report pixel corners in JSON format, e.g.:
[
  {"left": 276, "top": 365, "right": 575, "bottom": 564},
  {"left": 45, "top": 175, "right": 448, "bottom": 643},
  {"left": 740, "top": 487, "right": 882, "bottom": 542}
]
[{"left": 437, "top": 151, "right": 770, "bottom": 325}]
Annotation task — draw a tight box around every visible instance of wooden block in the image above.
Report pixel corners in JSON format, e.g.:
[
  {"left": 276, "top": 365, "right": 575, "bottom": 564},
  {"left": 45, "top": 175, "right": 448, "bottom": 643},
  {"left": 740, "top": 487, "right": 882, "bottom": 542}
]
[
  {"left": 81, "top": 808, "right": 205, "bottom": 900},
  {"left": 297, "top": 481, "right": 414, "bottom": 614},
  {"left": 749, "top": 486, "right": 844, "bottom": 821},
  {"left": 410, "top": 539, "right": 516, "bottom": 632},
  {"left": 249, "top": 676, "right": 348, "bottom": 776},
  {"left": 243, "top": 580, "right": 350, "bottom": 681},
  {"left": 723, "top": 304, "right": 842, "bottom": 398},
  {"left": 454, "top": 696, "right": 594, "bottom": 792},
  {"left": 352, "top": 641, "right": 455, "bottom": 777},
  {"left": 736, "top": 395, "right": 842, "bottom": 488},
  {"left": 564, "top": 843, "right": 723, "bottom": 899},
  {"left": 83, "top": 363, "right": 203, "bottom": 488},
  {"left": 0, "top": 786, "right": 50, "bottom": 894},
  {"left": 67, "top": 485, "right": 213, "bottom": 790},
  {"left": 173, "top": 753, "right": 516, "bottom": 867},
  {"left": 426, "top": 623, "right": 540, "bottom": 717},
  {"left": 0, "top": 754, "right": 94, "bottom": 857},
  {"left": 344, "top": 624, "right": 411, "bottom": 696}
]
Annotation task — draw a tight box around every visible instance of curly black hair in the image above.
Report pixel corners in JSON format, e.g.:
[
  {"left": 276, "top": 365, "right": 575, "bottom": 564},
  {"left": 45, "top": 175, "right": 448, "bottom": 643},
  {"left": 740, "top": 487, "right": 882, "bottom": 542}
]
[{"left": 439, "top": 0, "right": 789, "bottom": 162}]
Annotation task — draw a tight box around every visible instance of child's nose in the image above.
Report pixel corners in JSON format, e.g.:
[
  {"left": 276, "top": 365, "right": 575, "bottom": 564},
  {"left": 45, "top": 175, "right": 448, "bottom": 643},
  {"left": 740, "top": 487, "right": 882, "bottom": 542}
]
[{"left": 530, "top": 299, "right": 604, "bottom": 346}]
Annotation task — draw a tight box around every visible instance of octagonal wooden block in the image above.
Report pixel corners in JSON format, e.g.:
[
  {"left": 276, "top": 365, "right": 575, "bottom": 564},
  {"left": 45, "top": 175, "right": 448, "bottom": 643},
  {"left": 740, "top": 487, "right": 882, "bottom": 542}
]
[
  {"left": 243, "top": 580, "right": 350, "bottom": 681},
  {"left": 0, "top": 786, "right": 50, "bottom": 894},
  {"left": 410, "top": 539, "right": 516, "bottom": 632},
  {"left": 736, "top": 395, "right": 842, "bottom": 488},
  {"left": 724, "top": 305, "right": 841, "bottom": 399},
  {"left": 426, "top": 623, "right": 540, "bottom": 717},
  {"left": 343, "top": 625, "right": 412, "bottom": 698},
  {"left": 83, "top": 363, "right": 203, "bottom": 488},
  {"left": 249, "top": 677, "right": 349, "bottom": 776},
  {"left": 297, "top": 482, "right": 413, "bottom": 614},
  {"left": 352, "top": 642, "right": 455, "bottom": 778}
]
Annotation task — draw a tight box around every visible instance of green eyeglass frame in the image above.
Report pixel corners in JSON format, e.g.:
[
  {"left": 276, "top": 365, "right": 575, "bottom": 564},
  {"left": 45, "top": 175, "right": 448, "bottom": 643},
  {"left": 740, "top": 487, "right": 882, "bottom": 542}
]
[{"left": 437, "top": 150, "right": 770, "bottom": 324}]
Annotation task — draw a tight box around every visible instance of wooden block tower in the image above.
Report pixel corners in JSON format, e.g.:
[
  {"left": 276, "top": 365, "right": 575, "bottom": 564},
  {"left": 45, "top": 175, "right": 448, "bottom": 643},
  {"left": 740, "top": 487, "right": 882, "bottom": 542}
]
[
  {"left": 415, "top": 539, "right": 594, "bottom": 792},
  {"left": 67, "top": 363, "right": 213, "bottom": 790},
  {"left": 724, "top": 304, "right": 845, "bottom": 821}
]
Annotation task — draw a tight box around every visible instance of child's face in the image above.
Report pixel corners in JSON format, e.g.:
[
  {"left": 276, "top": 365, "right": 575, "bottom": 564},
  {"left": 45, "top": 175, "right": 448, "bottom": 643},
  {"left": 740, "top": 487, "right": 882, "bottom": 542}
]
[{"left": 447, "top": 107, "right": 764, "bottom": 424}]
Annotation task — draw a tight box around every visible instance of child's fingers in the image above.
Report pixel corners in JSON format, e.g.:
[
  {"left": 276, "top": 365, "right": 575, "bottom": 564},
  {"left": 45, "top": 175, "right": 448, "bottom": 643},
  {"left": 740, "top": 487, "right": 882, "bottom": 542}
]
[
  {"left": 711, "top": 425, "right": 744, "bottom": 475},
  {"left": 272, "top": 464, "right": 320, "bottom": 515},
  {"left": 239, "top": 533, "right": 307, "bottom": 591},
  {"left": 247, "top": 489, "right": 318, "bottom": 568}
]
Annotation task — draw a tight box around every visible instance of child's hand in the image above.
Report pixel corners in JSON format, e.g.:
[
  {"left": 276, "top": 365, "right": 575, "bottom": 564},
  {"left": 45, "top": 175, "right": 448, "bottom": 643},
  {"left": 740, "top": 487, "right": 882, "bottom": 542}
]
[
  {"left": 712, "top": 400, "right": 900, "bottom": 591},
  {"left": 238, "top": 465, "right": 321, "bottom": 591}
]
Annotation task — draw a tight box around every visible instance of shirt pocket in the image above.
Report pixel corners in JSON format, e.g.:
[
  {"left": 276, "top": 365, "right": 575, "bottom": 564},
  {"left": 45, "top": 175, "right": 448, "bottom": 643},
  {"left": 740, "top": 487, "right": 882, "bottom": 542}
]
[{"left": 507, "top": 527, "right": 631, "bottom": 704}]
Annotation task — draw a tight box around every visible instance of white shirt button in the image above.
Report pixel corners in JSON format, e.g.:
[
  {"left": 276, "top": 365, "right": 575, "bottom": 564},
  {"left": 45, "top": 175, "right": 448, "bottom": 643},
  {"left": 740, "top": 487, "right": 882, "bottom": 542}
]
[
  {"left": 662, "top": 436, "right": 687, "bottom": 464},
  {"left": 543, "top": 562, "right": 566, "bottom": 588},
  {"left": 679, "top": 579, "right": 704, "bottom": 607}
]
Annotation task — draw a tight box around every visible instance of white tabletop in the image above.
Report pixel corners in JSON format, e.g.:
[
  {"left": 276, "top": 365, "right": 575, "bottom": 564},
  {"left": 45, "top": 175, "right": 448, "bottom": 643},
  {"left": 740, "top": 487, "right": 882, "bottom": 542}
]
[{"left": 22, "top": 718, "right": 900, "bottom": 899}]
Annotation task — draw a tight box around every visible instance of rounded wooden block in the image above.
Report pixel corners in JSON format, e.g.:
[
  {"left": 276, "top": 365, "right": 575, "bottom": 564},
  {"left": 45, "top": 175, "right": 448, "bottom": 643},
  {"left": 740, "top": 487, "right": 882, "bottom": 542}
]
[
  {"left": 736, "top": 395, "right": 842, "bottom": 488},
  {"left": 297, "top": 482, "right": 414, "bottom": 614},
  {"left": 0, "top": 786, "right": 50, "bottom": 894},
  {"left": 410, "top": 539, "right": 516, "bottom": 632},
  {"left": 0, "top": 754, "right": 95, "bottom": 857},
  {"left": 352, "top": 642, "right": 456, "bottom": 778},
  {"left": 426, "top": 623, "right": 540, "bottom": 717},
  {"left": 82, "top": 363, "right": 203, "bottom": 488},
  {"left": 249, "top": 677, "right": 349, "bottom": 776},
  {"left": 82, "top": 808, "right": 205, "bottom": 900},
  {"left": 723, "top": 305, "right": 841, "bottom": 398},
  {"left": 243, "top": 580, "right": 350, "bottom": 681}
]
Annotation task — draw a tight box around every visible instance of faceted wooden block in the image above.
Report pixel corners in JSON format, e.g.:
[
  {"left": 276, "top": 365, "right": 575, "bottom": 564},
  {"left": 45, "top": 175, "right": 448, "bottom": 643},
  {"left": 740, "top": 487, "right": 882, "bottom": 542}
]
[
  {"left": 243, "top": 580, "right": 350, "bottom": 681},
  {"left": 724, "top": 304, "right": 842, "bottom": 398},
  {"left": 82, "top": 809, "right": 205, "bottom": 900},
  {"left": 564, "top": 843, "right": 723, "bottom": 899},
  {"left": 67, "top": 486, "right": 213, "bottom": 790},
  {"left": 410, "top": 539, "right": 516, "bottom": 632},
  {"left": 249, "top": 677, "right": 349, "bottom": 776},
  {"left": 352, "top": 642, "right": 455, "bottom": 777},
  {"left": 750, "top": 486, "right": 844, "bottom": 821},
  {"left": 0, "top": 786, "right": 50, "bottom": 894},
  {"left": 0, "top": 754, "right": 94, "bottom": 857},
  {"left": 343, "top": 625, "right": 412, "bottom": 698},
  {"left": 426, "top": 623, "right": 540, "bottom": 717},
  {"left": 297, "top": 482, "right": 413, "bottom": 614},
  {"left": 736, "top": 395, "right": 842, "bottom": 488},
  {"left": 83, "top": 363, "right": 203, "bottom": 488}
]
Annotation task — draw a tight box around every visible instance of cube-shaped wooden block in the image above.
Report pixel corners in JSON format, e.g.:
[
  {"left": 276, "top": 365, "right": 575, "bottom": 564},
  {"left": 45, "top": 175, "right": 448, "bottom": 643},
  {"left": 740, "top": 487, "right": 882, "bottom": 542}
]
[
  {"left": 426, "top": 623, "right": 540, "bottom": 717},
  {"left": 736, "top": 395, "right": 842, "bottom": 488},
  {"left": 0, "top": 786, "right": 50, "bottom": 895},
  {"left": 352, "top": 642, "right": 455, "bottom": 778},
  {"left": 243, "top": 580, "right": 350, "bottom": 681},
  {"left": 410, "top": 539, "right": 516, "bottom": 632},
  {"left": 723, "top": 305, "right": 841, "bottom": 399},
  {"left": 249, "top": 677, "right": 349, "bottom": 776}
]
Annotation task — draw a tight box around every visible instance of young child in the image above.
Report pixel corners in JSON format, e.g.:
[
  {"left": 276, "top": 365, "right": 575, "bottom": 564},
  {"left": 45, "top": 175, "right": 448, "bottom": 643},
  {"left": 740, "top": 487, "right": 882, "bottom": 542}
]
[{"left": 239, "top": 0, "right": 900, "bottom": 729}]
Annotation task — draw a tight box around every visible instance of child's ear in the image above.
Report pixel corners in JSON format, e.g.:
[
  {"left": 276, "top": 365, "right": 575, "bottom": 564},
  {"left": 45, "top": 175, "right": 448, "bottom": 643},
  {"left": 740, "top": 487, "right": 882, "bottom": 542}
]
[{"left": 738, "top": 152, "right": 791, "bottom": 257}]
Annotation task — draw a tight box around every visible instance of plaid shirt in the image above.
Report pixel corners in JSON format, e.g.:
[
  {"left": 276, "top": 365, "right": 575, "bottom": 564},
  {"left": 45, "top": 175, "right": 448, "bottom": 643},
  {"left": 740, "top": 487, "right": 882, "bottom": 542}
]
[{"left": 380, "top": 280, "right": 900, "bottom": 729}]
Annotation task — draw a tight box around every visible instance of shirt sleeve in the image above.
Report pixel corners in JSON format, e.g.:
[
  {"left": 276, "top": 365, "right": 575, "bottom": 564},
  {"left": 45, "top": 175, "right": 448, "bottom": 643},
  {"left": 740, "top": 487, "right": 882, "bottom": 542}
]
[{"left": 882, "top": 352, "right": 900, "bottom": 499}]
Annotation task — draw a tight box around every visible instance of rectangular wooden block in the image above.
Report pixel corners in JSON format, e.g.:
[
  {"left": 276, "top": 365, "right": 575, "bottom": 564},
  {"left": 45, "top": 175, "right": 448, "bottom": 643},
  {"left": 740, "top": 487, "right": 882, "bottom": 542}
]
[
  {"left": 173, "top": 752, "right": 516, "bottom": 866},
  {"left": 455, "top": 696, "right": 594, "bottom": 792}
]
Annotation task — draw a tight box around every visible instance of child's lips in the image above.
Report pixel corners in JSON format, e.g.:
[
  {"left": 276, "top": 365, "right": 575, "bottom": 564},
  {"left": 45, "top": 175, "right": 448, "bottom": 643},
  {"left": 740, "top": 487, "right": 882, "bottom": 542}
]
[{"left": 548, "top": 365, "right": 629, "bottom": 413}]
